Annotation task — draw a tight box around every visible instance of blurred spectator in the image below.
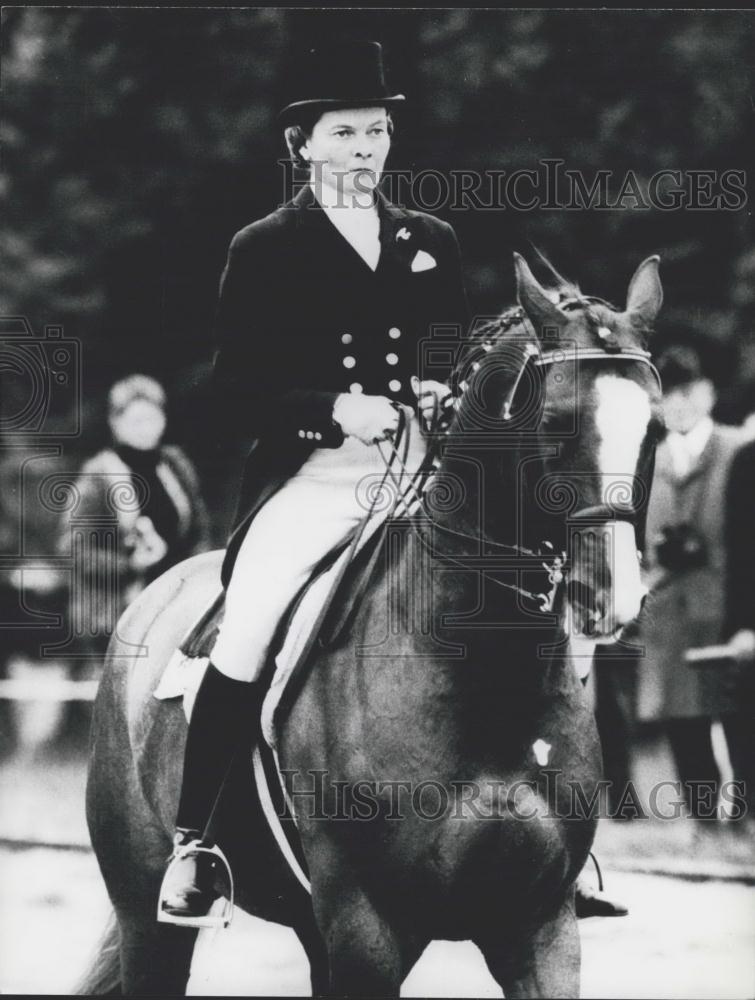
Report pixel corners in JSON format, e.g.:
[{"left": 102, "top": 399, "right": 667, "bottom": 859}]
[
  {"left": 592, "top": 637, "right": 639, "bottom": 817},
  {"left": 58, "top": 375, "right": 211, "bottom": 657},
  {"left": 0, "top": 449, "right": 71, "bottom": 650},
  {"left": 732, "top": 378, "right": 755, "bottom": 440},
  {"left": 0, "top": 450, "right": 73, "bottom": 753},
  {"left": 637, "top": 345, "right": 744, "bottom": 823},
  {"left": 721, "top": 434, "right": 755, "bottom": 819}
]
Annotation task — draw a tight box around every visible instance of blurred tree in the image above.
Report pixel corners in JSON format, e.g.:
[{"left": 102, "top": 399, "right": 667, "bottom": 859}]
[
  {"left": 1, "top": 8, "right": 287, "bottom": 370},
  {"left": 1, "top": 9, "right": 753, "bottom": 538},
  {"left": 1, "top": 8, "right": 291, "bottom": 534},
  {"left": 419, "top": 10, "right": 753, "bottom": 352}
]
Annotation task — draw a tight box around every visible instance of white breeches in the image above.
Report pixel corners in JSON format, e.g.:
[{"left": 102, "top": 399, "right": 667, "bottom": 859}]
[{"left": 211, "top": 415, "right": 428, "bottom": 681}]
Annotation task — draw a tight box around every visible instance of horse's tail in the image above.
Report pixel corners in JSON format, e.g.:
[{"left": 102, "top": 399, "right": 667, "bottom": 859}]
[{"left": 75, "top": 912, "right": 121, "bottom": 995}]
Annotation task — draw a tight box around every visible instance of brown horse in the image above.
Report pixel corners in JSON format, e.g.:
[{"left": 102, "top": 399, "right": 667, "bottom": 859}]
[{"left": 81, "top": 253, "right": 663, "bottom": 997}]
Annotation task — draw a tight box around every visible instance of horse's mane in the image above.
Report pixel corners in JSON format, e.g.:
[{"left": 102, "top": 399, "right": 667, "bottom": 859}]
[
  {"left": 451, "top": 266, "right": 620, "bottom": 390},
  {"left": 446, "top": 261, "right": 622, "bottom": 425}
]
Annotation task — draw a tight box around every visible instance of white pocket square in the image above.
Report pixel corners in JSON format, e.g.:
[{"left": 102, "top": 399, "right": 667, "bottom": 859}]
[{"left": 410, "top": 250, "right": 437, "bottom": 272}]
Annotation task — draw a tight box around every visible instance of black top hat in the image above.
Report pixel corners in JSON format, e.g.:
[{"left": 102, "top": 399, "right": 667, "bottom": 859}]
[{"left": 278, "top": 40, "right": 405, "bottom": 125}]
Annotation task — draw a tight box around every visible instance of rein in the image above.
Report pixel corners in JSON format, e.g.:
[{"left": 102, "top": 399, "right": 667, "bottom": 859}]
[
  {"left": 367, "top": 338, "right": 660, "bottom": 619},
  {"left": 372, "top": 400, "right": 567, "bottom": 616}
]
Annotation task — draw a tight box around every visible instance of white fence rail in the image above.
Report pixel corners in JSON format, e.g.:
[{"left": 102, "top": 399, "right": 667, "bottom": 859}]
[{"left": 0, "top": 678, "right": 98, "bottom": 702}]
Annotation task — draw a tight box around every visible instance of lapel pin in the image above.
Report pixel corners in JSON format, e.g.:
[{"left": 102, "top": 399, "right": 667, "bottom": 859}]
[{"left": 396, "top": 227, "right": 411, "bottom": 241}]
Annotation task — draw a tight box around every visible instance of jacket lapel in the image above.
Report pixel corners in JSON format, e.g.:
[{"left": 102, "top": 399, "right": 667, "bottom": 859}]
[
  {"left": 375, "top": 190, "right": 410, "bottom": 239},
  {"left": 291, "top": 183, "right": 412, "bottom": 277},
  {"left": 375, "top": 189, "right": 414, "bottom": 275},
  {"left": 292, "top": 183, "right": 375, "bottom": 276}
]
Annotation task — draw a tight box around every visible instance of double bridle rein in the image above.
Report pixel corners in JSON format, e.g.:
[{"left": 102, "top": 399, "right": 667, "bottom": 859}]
[{"left": 371, "top": 331, "right": 660, "bottom": 617}]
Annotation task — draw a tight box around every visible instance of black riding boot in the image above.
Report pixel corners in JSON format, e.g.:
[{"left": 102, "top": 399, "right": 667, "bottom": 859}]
[
  {"left": 575, "top": 852, "right": 629, "bottom": 918},
  {"left": 159, "top": 663, "right": 264, "bottom": 920},
  {"left": 575, "top": 874, "right": 629, "bottom": 918},
  {"left": 575, "top": 674, "right": 629, "bottom": 919}
]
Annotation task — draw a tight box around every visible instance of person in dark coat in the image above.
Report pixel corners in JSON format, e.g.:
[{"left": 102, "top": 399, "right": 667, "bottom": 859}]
[
  {"left": 721, "top": 434, "right": 755, "bottom": 820},
  {"left": 637, "top": 345, "right": 745, "bottom": 820},
  {"left": 160, "top": 40, "right": 468, "bottom": 920},
  {"left": 59, "top": 374, "right": 211, "bottom": 655}
]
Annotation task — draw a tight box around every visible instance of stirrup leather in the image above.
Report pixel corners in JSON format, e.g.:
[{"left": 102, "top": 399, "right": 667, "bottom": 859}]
[{"left": 157, "top": 838, "right": 235, "bottom": 929}]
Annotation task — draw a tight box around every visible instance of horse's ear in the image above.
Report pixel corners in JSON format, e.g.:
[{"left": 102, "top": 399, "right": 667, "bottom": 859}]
[
  {"left": 625, "top": 255, "right": 663, "bottom": 326},
  {"left": 513, "top": 253, "right": 566, "bottom": 338}
]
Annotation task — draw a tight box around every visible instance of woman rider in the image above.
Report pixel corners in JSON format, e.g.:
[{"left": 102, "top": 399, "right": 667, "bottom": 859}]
[
  {"left": 159, "top": 39, "right": 466, "bottom": 919},
  {"left": 159, "top": 38, "right": 625, "bottom": 922}
]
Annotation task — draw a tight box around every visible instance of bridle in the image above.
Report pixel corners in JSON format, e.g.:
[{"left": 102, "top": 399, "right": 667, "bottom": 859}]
[{"left": 370, "top": 333, "right": 660, "bottom": 617}]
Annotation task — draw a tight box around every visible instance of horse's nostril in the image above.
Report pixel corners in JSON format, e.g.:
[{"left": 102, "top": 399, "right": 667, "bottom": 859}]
[{"left": 640, "top": 592, "right": 649, "bottom": 614}]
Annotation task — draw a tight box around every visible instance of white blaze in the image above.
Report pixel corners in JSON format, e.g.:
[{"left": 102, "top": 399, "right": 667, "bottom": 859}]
[
  {"left": 594, "top": 375, "right": 651, "bottom": 492},
  {"left": 594, "top": 375, "right": 651, "bottom": 625}
]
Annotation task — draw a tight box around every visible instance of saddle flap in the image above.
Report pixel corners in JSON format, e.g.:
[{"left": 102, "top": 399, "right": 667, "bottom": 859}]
[{"left": 316, "top": 520, "right": 388, "bottom": 647}]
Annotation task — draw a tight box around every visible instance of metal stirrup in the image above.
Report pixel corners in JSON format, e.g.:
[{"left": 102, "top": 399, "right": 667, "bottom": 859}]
[{"left": 157, "top": 838, "right": 235, "bottom": 929}]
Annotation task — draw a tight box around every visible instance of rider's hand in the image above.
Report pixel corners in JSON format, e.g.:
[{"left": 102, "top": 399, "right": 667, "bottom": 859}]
[
  {"left": 333, "top": 393, "right": 400, "bottom": 445},
  {"left": 127, "top": 516, "right": 169, "bottom": 571},
  {"left": 411, "top": 376, "right": 452, "bottom": 429}
]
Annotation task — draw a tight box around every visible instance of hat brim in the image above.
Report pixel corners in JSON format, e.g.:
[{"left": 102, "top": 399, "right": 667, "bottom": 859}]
[{"left": 278, "top": 94, "right": 405, "bottom": 125}]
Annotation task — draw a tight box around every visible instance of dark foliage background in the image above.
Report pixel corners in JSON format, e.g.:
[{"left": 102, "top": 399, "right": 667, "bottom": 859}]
[{"left": 1, "top": 8, "right": 753, "bottom": 538}]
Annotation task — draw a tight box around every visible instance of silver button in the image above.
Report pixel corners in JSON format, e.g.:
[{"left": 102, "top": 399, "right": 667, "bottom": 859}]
[
  {"left": 298, "top": 429, "right": 306, "bottom": 438},
  {"left": 314, "top": 431, "right": 322, "bottom": 441},
  {"left": 341, "top": 333, "right": 353, "bottom": 345},
  {"left": 342, "top": 356, "right": 356, "bottom": 369},
  {"left": 306, "top": 431, "right": 314, "bottom": 439},
  {"left": 388, "top": 379, "right": 402, "bottom": 392},
  {"left": 388, "top": 327, "right": 401, "bottom": 339},
  {"left": 386, "top": 353, "right": 398, "bottom": 365},
  {"left": 349, "top": 382, "right": 363, "bottom": 394}
]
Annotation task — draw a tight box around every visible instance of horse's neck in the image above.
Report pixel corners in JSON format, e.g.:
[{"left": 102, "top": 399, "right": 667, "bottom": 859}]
[
  {"left": 395, "top": 520, "right": 567, "bottom": 684},
  {"left": 408, "top": 442, "right": 572, "bottom": 681},
  {"left": 312, "top": 510, "right": 579, "bottom": 773},
  {"left": 352, "top": 525, "right": 578, "bottom": 767},
  {"left": 431, "top": 440, "right": 546, "bottom": 565}
]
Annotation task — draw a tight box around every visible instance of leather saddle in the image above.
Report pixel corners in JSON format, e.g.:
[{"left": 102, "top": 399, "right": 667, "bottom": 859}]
[{"left": 178, "top": 516, "right": 394, "bottom": 718}]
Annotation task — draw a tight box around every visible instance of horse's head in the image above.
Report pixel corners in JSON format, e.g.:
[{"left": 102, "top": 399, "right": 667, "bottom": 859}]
[
  {"left": 513, "top": 253, "right": 664, "bottom": 638},
  {"left": 445, "top": 253, "right": 663, "bottom": 641}
]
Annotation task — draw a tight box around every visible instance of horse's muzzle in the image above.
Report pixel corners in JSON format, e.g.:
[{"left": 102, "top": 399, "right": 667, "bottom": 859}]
[{"left": 566, "top": 577, "right": 646, "bottom": 639}]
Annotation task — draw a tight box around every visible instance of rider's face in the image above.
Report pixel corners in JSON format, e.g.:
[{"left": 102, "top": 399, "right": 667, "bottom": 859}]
[{"left": 301, "top": 107, "right": 391, "bottom": 203}]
